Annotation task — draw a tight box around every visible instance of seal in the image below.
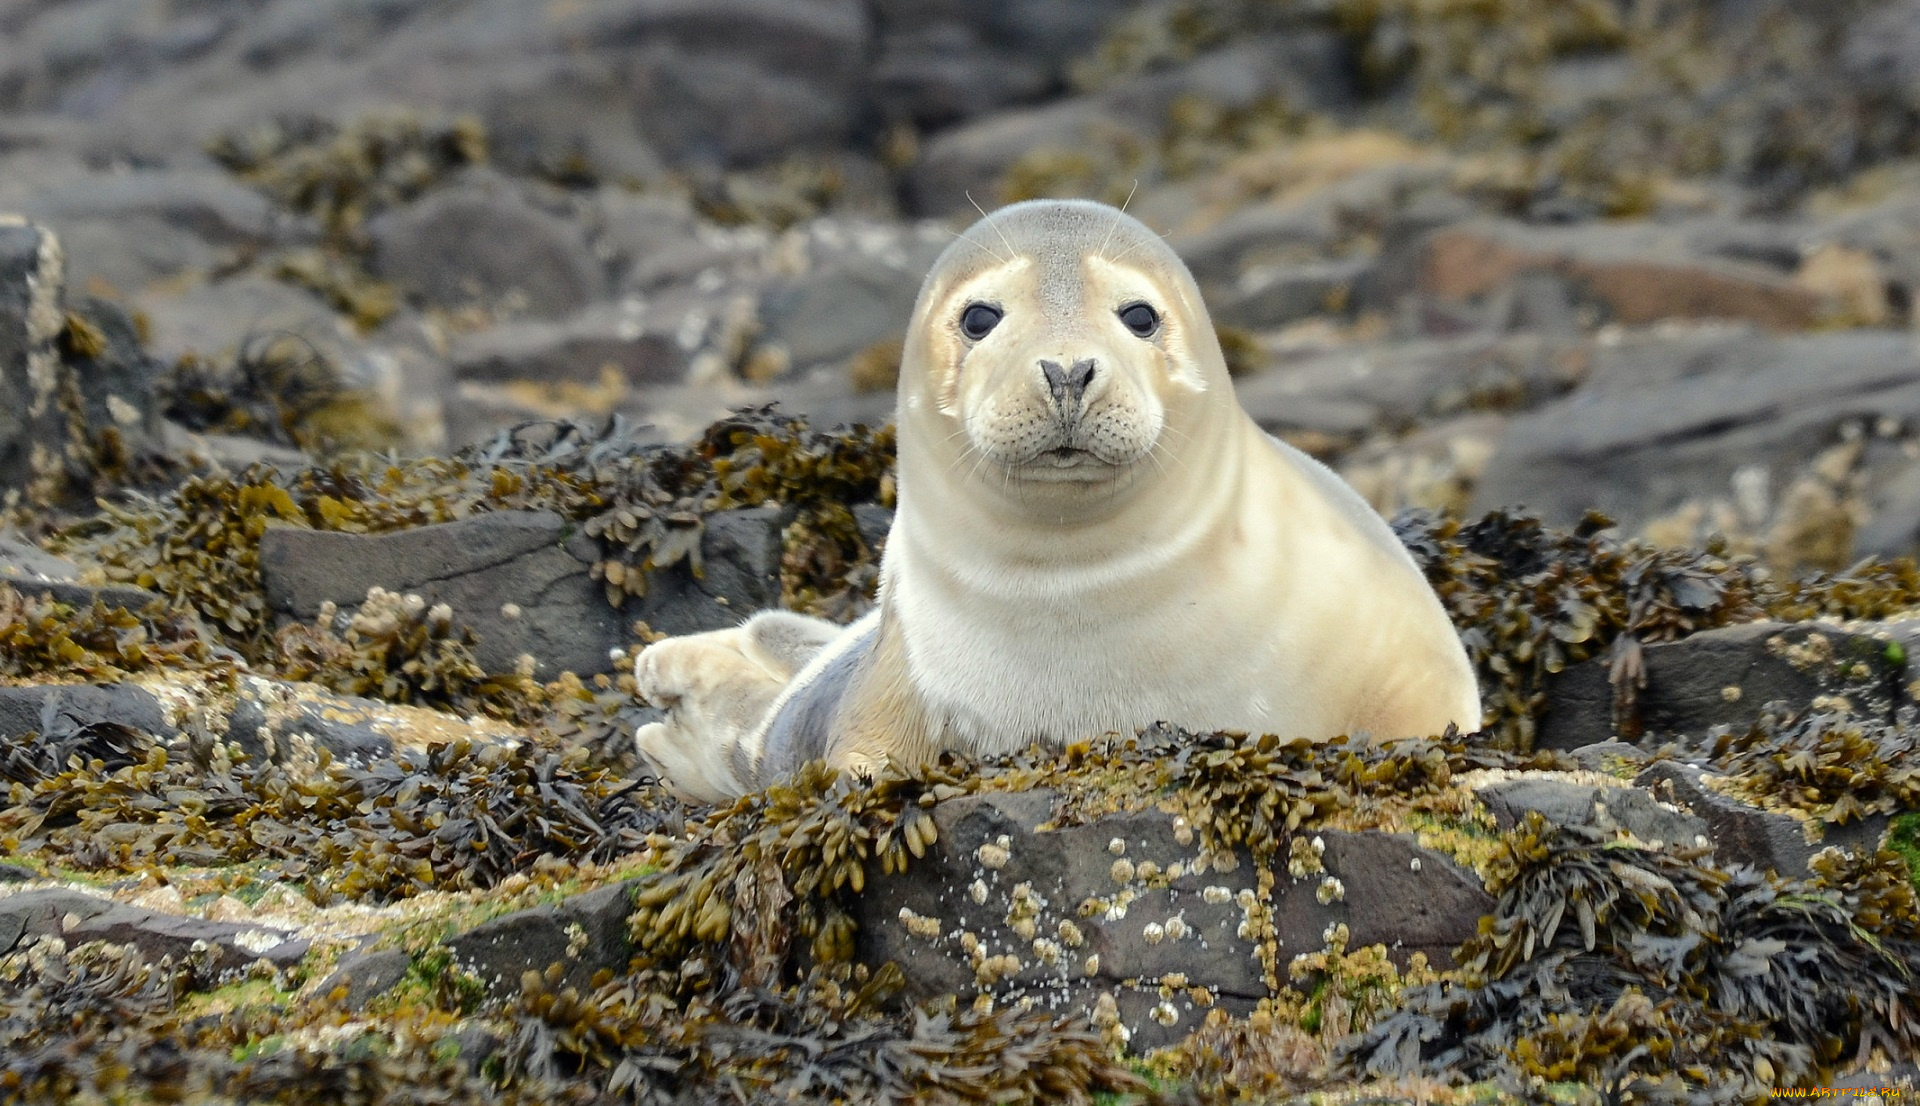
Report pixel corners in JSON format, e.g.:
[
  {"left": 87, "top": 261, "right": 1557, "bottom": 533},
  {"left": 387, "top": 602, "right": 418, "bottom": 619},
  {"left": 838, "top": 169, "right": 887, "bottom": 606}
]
[{"left": 634, "top": 198, "right": 1481, "bottom": 802}]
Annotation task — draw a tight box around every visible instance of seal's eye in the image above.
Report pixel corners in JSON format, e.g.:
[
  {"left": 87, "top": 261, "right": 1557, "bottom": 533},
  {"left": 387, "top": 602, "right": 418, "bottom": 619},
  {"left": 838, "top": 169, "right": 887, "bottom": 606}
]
[
  {"left": 1118, "top": 302, "right": 1160, "bottom": 338},
  {"left": 960, "top": 302, "right": 1002, "bottom": 340}
]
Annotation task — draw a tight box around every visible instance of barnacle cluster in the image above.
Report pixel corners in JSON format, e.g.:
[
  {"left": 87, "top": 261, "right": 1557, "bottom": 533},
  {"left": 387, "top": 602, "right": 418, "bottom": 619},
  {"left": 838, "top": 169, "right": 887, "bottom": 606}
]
[{"left": 270, "top": 590, "right": 544, "bottom": 723}]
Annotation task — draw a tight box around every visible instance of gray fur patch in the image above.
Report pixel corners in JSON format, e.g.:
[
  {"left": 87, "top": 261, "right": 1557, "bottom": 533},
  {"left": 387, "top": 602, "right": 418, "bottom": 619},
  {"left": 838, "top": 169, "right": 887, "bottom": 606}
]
[{"left": 756, "top": 619, "right": 879, "bottom": 785}]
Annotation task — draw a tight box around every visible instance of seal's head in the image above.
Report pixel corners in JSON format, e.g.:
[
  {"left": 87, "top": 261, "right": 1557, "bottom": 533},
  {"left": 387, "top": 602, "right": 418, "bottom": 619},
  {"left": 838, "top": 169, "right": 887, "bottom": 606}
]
[{"left": 899, "top": 200, "right": 1236, "bottom": 518}]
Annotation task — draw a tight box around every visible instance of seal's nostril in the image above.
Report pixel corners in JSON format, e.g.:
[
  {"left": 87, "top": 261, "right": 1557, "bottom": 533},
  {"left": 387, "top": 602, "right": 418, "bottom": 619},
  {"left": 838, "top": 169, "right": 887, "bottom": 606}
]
[{"left": 1041, "top": 358, "right": 1096, "bottom": 406}]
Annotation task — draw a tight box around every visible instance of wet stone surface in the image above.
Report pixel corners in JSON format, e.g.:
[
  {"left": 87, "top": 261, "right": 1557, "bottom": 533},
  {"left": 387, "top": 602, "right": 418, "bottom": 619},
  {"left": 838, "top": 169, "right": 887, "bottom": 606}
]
[{"left": 853, "top": 789, "right": 1491, "bottom": 1052}]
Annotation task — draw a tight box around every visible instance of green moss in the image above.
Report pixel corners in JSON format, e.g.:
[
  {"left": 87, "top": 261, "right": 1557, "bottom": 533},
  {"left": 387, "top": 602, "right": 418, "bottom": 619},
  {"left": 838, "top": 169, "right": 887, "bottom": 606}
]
[{"left": 1889, "top": 811, "right": 1920, "bottom": 891}]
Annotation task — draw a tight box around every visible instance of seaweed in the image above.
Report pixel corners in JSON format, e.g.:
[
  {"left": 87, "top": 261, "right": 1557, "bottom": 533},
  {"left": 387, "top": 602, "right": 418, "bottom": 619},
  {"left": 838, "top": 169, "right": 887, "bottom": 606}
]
[
  {"left": 0, "top": 729, "right": 669, "bottom": 904},
  {"left": 0, "top": 584, "right": 218, "bottom": 683},
  {"left": 1341, "top": 816, "right": 1920, "bottom": 1095}
]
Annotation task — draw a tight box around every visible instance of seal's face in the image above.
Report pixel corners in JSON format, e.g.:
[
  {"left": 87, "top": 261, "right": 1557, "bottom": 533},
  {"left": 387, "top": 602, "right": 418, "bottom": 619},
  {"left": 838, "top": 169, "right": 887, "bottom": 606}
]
[{"left": 903, "top": 202, "right": 1221, "bottom": 500}]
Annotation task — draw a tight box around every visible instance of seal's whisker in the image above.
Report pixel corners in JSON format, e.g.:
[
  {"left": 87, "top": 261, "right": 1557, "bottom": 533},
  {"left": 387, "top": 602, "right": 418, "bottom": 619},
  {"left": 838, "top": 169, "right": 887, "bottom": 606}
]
[
  {"left": 949, "top": 229, "right": 1005, "bottom": 264},
  {"left": 1098, "top": 182, "right": 1138, "bottom": 256},
  {"left": 968, "top": 191, "right": 1021, "bottom": 262}
]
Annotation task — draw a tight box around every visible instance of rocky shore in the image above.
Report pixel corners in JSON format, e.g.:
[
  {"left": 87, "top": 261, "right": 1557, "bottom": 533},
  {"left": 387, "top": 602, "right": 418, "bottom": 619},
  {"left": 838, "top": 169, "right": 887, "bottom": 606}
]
[{"left": 3, "top": 0, "right": 1920, "bottom": 1102}]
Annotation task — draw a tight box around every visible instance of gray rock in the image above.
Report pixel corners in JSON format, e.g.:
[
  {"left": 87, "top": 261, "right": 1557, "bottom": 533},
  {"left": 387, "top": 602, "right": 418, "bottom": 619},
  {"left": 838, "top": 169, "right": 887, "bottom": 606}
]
[
  {"left": 1470, "top": 328, "right": 1920, "bottom": 537},
  {"left": 449, "top": 301, "right": 686, "bottom": 393},
  {"left": 259, "top": 506, "right": 791, "bottom": 676},
  {"left": 368, "top": 175, "right": 606, "bottom": 318},
  {"left": 259, "top": 508, "right": 627, "bottom": 679},
  {"left": 0, "top": 863, "right": 35, "bottom": 883},
  {"left": 1635, "top": 761, "right": 1891, "bottom": 878},
  {"left": 1232, "top": 333, "right": 1586, "bottom": 442},
  {"left": 758, "top": 253, "right": 923, "bottom": 372},
  {"left": 0, "top": 887, "right": 308, "bottom": 979},
  {"left": 1476, "top": 777, "right": 1708, "bottom": 850},
  {"left": 0, "top": 218, "right": 65, "bottom": 495},
  {"left": 13, "top": 170, "right": 289, "bottom": 295},
  {"left": 854, "top": 788, "right": 1489, "bottom": 1052},
  {"left": 1211, "top": 257, "right": 1371, "bottom": 330},
  {"left": 555, "top": 0, "right": 871, "bottom": 167},
  {"left": 1564, "top": 740, "right": 1653, "bottom": 775},
  {"left": 631, "top": 505, "right": 792, "bottom": 637},
  {"left": 447, "top": 880, "right": 638, "bottom": 1001},
  {"left": 907, "top": 36, "right": 1354, "bottom": 216},
  {"left": 3, "top": 577, "right": 170, "bottom": 613},
  {"left": 0, "top": 533, "right": 80, "bottom": 583},
  {"left": 0, "top": 684, "right": 176, "bottom": 742},
  {"left": 1170, "top": 204, "right": 1344, "bottom": 289},
  {"left": 314, "top": 947, "right": 413, "bottom": 1013},
  {"left": 1537, "top": 622, "right": 1906, "bottom": 750},
  {"left": 220, "top": 677, "right": 396, "bottom": 766}
]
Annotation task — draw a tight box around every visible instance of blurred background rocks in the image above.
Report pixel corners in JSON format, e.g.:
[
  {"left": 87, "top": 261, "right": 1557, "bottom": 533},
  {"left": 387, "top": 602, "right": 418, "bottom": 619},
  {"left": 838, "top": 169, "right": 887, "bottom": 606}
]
[{"left": 6, "top": 0, "right": 1920, "bottom": 569}]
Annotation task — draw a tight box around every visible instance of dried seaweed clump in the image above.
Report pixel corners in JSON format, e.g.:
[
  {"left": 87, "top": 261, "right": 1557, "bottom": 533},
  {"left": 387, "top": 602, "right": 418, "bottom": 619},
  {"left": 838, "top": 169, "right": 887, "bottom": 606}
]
[
  {"left": 0, "top": 584, "right": 215, "bottom": 682},
  {"left": 0, "top": 730, "right": 667, "bottom": 904},
  {"left": 1396, "top": 510, "right": 1773, "bottom": 748},
  {"left": 158, "top": 333, "right": 402, "bottom": 453},
  {"left": 495, "top": 959, "right": 1147, "bottom": 1105},
  {"left": 627, "top": 762, "right": 939, "bottom": 981},
  {"left": 1343, "top": 815, "right": 1920, "bottom": 1095},
  {"left": 1071, "top": 0, "right": 1920, "bottom": 210},
  {"left": 1169, "top": 730, "right": 1457, "bottom": 860},
  {"left": 272, "top": 590, "right": 544, "bottom": 722},
  {"left": 1705, "top": 706, "right": 1920, "bottom": 825},
  {"left": 207, "top": 113, "right": 487, "bottom": 247}
]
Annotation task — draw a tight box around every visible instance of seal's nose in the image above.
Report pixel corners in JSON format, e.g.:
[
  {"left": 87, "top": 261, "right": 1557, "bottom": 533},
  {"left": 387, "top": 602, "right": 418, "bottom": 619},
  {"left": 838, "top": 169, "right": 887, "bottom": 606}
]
[{"left": 1039, "top": 357, "right": 1096, "bottom": 408}]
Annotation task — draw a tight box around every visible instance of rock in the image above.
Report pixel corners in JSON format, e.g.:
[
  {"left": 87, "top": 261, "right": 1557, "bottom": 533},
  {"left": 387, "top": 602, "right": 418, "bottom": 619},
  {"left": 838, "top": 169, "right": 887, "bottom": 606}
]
[
  {"left": 313, "top": 947, "right": 413, "bottom": 1013},
  {"left": 0, "top": 887, "right": 309, "bottom": 979},
  {"left": 219, "top": 678, "right": 395, "bottom": 765},
  {"left": 1170, "top": 204, "right": 1345, "bottom": 289},
  {"left": 11, "top": 170, "right": 289, "bottom": 296},
  {"left": 1210, "top": 257, "right": 1371, "bottom": 330},
  {"left": 553, "top": 0, "right": 871, "bottom": 167},
  {"left": 134, "top": 276, "right": 342, "bottom": 366},
  {"left": 757, "top": 252, "right": 923, "bottom": 373},
  {"left": 3, "top": 576, "right": 171, "bottom": 613},
  {"left": 447, "top": 880, "right": 638, "bottom": 1001},
  {"left": 0, "top": 533, "right": 81, "bottom": 584},
  {"left": 1231, "top": 334, "right": 1587, "bottom": 444},
  {"left": 0, "top": 684, "right": 176, "bottom": 742},
  {"left": 1476, "top": 776, "right": 1708, "bottom": 850},
  {"left": 258, "top": 508, "right": 627, "bottom": 680},
  {"left": 907, "top": 36, "right": 1355, "bottom": 216},
  {"left": 1400, "top": 219, "right": 1829, "bottom": 331},
  {"left": 259, "top": 506, "right": 790, "bottom": 677},
  {"left": 0, "top": 218, "right": 65, "bottom": 495},
  {"left": 1563, "top": 740, "right": 1653, "bottom": 775},
  {"left": 449, "top": 300, "right": 687, "bottom": 388},
  {"left": 853, "top": 789, "right": 1491, "bottom": 1052},
  {"left": 632, "top": 505, "right": 792, "bottom": 637},
  {"left": 0, "top": 863, "right": 35, "bottom": 883},
  {"left": 1536, "top": 622, "right": 1907, "bottom": 750},
  {"left": 1470, "top": 328, "right": 1920, "bottom": 541},
  {"left": 1635, "top": 761, "right": 1892, "bottom": 878},
  {"left": 367, "top": 174, "right": 606, "bottom": 318}
]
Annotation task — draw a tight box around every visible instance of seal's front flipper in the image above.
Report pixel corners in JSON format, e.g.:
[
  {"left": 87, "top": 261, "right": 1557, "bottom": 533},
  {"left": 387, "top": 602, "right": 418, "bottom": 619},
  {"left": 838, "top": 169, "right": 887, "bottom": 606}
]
[{"left": 631, "top": 610, "right": 840, "bottom": 803}]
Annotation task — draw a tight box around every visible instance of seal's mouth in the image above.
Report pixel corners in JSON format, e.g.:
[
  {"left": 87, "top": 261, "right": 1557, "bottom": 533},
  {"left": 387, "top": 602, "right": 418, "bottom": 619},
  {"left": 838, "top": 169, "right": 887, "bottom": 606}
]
[{"left": 1005, "top": 445, "right": 1131, "bottom": 483}]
